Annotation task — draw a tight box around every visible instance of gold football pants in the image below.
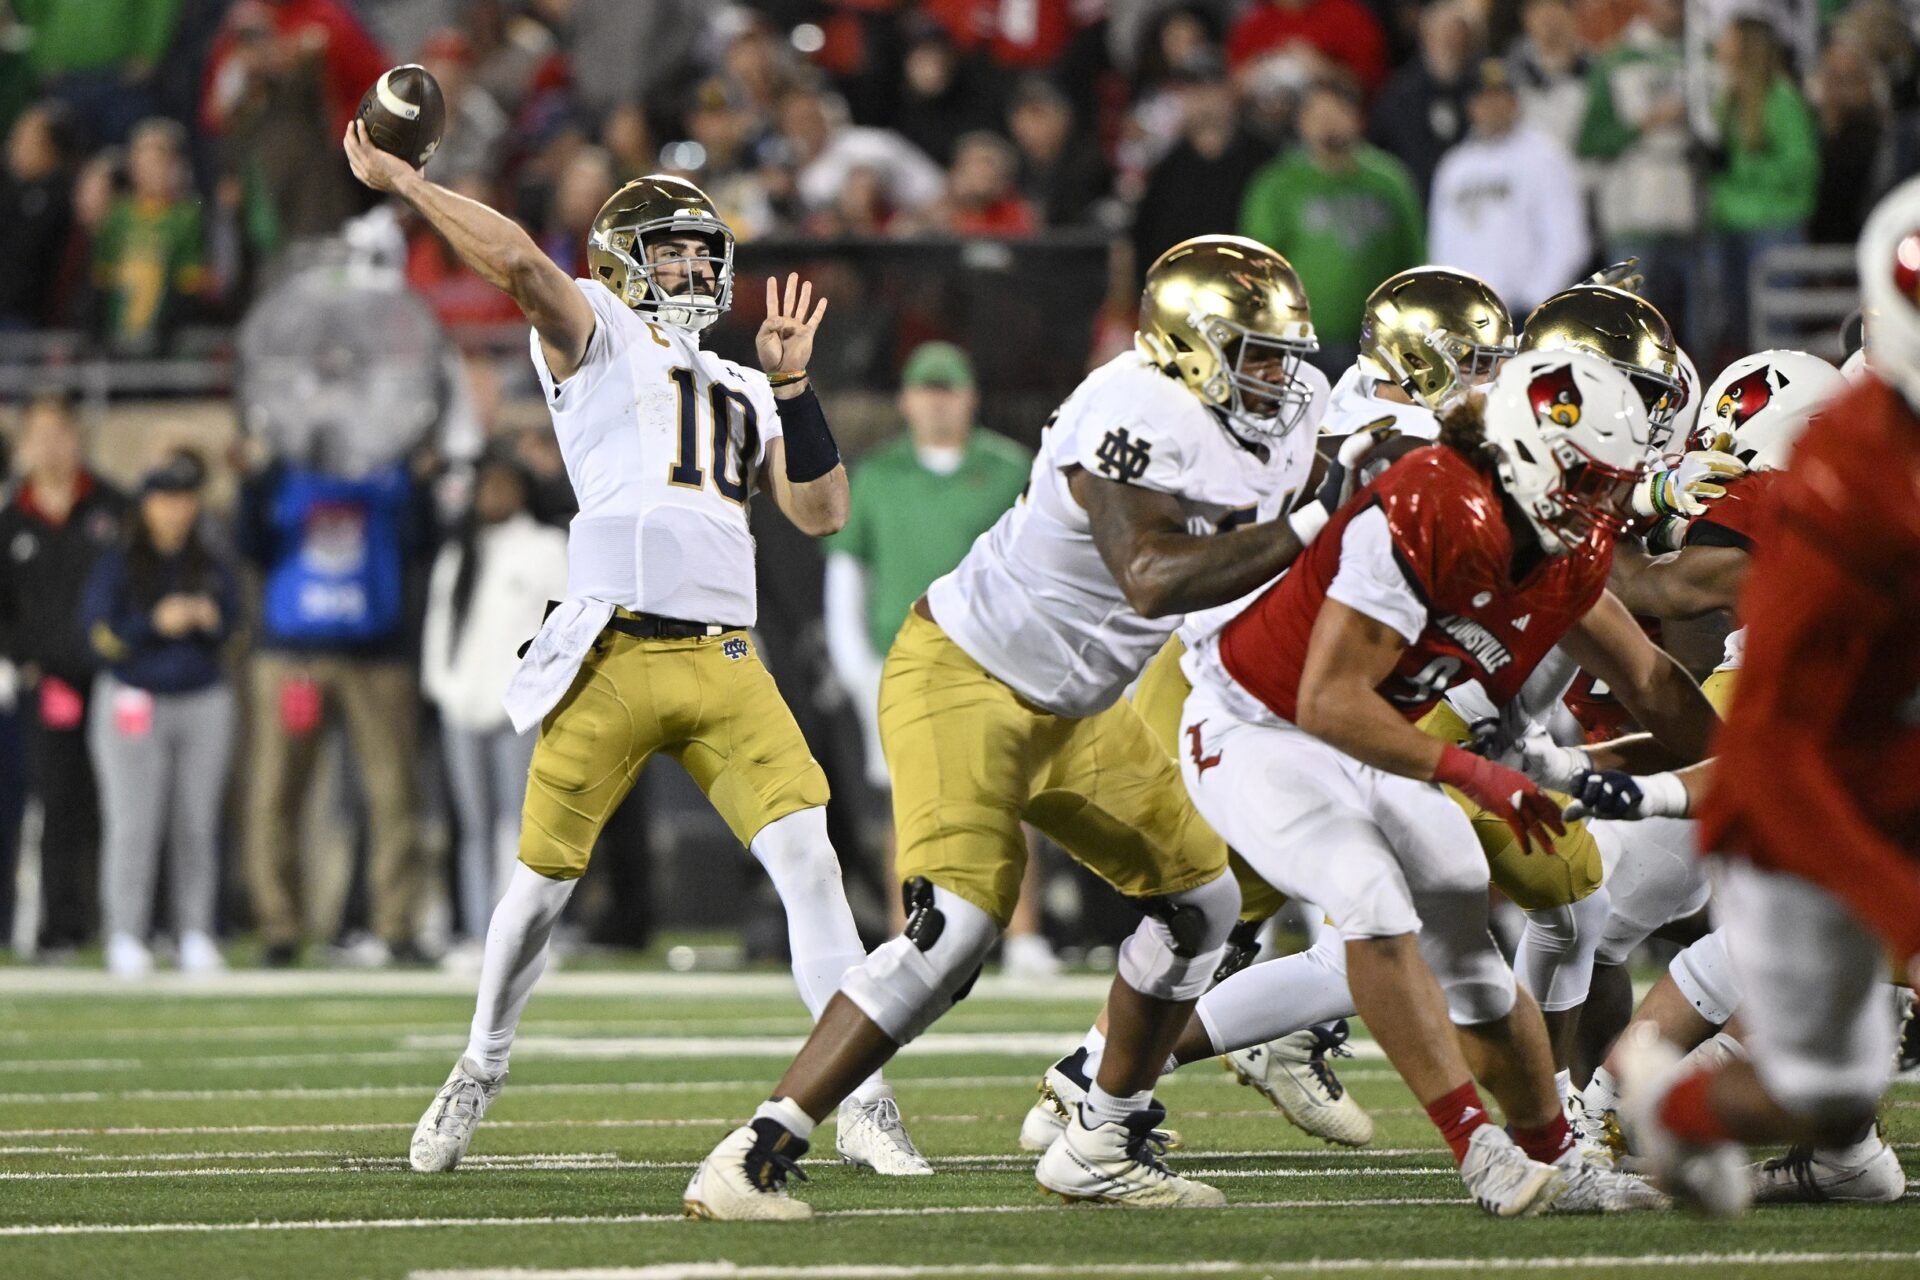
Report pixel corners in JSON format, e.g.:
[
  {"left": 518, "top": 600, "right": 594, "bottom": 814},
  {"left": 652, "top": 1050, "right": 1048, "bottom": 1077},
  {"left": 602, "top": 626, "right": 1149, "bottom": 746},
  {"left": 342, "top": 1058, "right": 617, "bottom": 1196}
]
[
  {"left": 1131, "top": 635, "right": 1288, "bottom": 924},
  {"left": 1418, "top": 702, "right": 1604, "bottom": 911},
  {"left": 519, "top": 622, "right": 829, "bottom": 879},
  {"left": 881, "top": 611, "right": 1228, "bottom": 929}
]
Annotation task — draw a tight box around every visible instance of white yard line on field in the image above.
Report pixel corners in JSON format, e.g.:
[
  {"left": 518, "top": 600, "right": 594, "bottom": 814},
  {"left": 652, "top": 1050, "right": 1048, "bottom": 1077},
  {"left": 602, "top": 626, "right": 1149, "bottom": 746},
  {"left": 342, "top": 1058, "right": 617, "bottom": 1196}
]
[
  {"left": 0, "top": 1035, "right": 1389, "bottom": 1073},
  {"left": 0, "top": 1152, "right": 1460, "bottom": 1182},
  {"left": 0, "top": 969, "right": 1118, "bottom": 1000},
  {"left": 407, "top": 1258, "right": 1920, "bottom": 1280},
  {"left": 0, "top": 1199, "right": 1471, "bottom": 1237},
  {"left": 0, "top": 1073, "right": 1062, "bottom": 1104}
]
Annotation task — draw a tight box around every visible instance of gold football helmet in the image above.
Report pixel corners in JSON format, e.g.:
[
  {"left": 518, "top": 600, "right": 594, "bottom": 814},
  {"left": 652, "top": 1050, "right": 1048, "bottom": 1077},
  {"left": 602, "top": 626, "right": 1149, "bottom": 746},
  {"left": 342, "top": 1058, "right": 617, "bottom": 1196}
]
[
  {"left": 586, "top": 174, "right": 734, "bottom": 331},
  {"left": 1357, "top": 267, "right": 1515, "bottom": 409},
  {"left": 1520, "top": 285, "right": 1683, "bottom": 430},
  {"left": 1136, "top": 235, "right": 1319, "bottom": 439}
]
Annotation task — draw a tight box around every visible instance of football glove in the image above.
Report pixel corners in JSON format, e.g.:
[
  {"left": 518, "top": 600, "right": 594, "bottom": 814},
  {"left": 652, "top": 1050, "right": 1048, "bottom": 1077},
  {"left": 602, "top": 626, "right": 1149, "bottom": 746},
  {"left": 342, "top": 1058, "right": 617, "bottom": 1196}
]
[
  {"left": 1585, "top": 257, "right": 1646, "bottom": 295},
  {"left": 1563, "top": 768, "right": 1691, "bottom": 821},
  {"left": 1631, "top": 450, "right": 1746, "bottom": 521},
  {"left": 1514, "top": 736, "right": 1591, "bottom": 791},
  {"left": 1292, "top": 421, "right": 1403, "bottom": 544},
  {"left": 1435, "top": 744, "right": 1565, "bottom": 853}
]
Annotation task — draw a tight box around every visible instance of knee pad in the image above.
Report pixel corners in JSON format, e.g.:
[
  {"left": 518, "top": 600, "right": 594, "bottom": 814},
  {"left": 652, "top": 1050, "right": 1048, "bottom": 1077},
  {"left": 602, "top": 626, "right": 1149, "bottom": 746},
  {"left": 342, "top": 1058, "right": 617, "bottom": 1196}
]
[
  {"left": 749, "top": 807, "right": 843, "bottom": 891},
  {"left": 1669, "top": 928, "right": 1741, "bottom": 1027},
  {"left": 839, "top": 880, "right": 998, "bottom": 1044},
  {"left": 1118, "top": 871, "right": 1239, "bottom": 1002}
]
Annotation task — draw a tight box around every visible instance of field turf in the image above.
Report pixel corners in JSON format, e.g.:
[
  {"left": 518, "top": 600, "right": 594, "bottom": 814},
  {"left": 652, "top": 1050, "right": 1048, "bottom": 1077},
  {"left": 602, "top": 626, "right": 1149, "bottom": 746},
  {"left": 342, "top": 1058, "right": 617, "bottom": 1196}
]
[{"left": 0, "top": 962, "right": 1915, "bottom": 1280}]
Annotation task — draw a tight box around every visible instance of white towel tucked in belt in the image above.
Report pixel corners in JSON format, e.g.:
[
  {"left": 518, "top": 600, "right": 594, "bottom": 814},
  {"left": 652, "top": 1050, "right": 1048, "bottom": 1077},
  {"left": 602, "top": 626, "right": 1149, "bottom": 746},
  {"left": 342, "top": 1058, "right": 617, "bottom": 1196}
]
[{"left": 502, "top": 598, "right": 615, "bottom": 734}]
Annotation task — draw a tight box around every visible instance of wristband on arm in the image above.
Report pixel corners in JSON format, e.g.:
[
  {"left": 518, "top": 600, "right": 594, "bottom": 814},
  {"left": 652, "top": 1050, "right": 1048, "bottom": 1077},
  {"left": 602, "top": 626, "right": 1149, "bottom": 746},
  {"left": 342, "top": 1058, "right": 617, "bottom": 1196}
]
[{"left": 777, "top": 385, "right": 841, "bottom": 483}]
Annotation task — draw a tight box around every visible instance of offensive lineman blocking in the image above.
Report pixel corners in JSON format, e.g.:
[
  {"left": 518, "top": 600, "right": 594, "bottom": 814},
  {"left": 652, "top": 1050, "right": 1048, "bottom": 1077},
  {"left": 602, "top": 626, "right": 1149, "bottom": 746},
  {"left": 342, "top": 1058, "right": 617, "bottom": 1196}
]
[
  {"left": 340, "top": 127, "right": 930, "bottom": 1177},
  {"left": 687, "top": 236, "right": 1346, "bottom": 1219}
]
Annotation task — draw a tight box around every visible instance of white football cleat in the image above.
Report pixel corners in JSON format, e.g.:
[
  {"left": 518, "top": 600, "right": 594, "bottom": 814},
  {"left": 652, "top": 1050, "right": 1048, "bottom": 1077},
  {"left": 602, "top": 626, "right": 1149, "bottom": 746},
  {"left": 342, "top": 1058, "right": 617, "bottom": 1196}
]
[
  {"left": 1569, "top": 1091, "right": 1623, "bottom": 1170},
  {"left": 836, "top": 1095, "right": 932, "bottom": 1175},
  {"left": 1019, "top": 1053, "right": 1088, "bottom": 1153},
  {"left": 1460, "top": 1124, "right": 1568, "bottom": 1218},
  {"left": 1035, "top": 1104, "right": 1224, "bottom": 1209},
  {"left": 1223, "top": 1020, "right": 1374, "bottom": 1147},
  {"left": 1548, "top": 1149, "right": 1670, "bottom": 1212},
  {"left": 1615, "top": 1025, "right": 1750, "bottom": 1218},
  {"left": 409, "top": 1057, "right": 504, "bottom": 1172},
  {"left": 1749, "top": 1136, "right": 1907, "bottom": 1204},
  {"left": 683, "top": 1119, "right": 813, "bottom": 1221}
]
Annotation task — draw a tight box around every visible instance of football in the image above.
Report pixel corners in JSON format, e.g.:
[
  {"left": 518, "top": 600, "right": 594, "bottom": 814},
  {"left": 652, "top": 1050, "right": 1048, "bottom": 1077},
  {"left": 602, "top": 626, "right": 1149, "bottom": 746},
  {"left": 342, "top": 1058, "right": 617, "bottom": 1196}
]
[{"left": 354, "top": 64, "right": 446, "bottom": 169}]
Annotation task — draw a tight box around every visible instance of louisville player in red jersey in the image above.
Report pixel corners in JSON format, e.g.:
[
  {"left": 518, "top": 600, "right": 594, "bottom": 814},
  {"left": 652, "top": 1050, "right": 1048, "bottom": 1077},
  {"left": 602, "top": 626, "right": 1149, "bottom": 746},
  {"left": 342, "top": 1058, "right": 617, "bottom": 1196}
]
[
  {"left": 1177, "top": 350, "right": 1719, "bottom": 1215},
  {"left": 1599, "top": 185, "right": 1920, "bottom": 1216}
]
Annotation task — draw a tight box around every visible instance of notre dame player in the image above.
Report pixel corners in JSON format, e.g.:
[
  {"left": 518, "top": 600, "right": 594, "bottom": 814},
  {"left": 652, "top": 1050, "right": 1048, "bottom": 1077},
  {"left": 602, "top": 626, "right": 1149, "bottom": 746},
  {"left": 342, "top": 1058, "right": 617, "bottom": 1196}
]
[
  {"left": 1014, "top": 268, "right": 1514, "bottom": 1157},
  {"left": 341, "top": 125, "right": 931, "bottom": 1176},
  {"left": 686, "top": 236, "right": 1345, "bottom": 1219}
]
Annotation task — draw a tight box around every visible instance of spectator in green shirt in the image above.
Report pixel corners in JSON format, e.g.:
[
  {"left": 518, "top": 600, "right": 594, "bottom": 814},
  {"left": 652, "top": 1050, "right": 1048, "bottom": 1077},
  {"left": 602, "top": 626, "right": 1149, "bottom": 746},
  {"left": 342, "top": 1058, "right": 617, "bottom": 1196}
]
[
  {"left": 90, "top": 118, "right": 206, "bottom": 355},
  {"left": 13, "top": 0, "right": 180, "bottom": 146},
  {"left": 1699, "top": 15, "right": 1819, "bottom": 361},
  {"left": 1239, "top": 75, "right": 1427, "bottom": 376},
  {"left": 823, "top": 342, "right": 1056, "bottom": 973}
]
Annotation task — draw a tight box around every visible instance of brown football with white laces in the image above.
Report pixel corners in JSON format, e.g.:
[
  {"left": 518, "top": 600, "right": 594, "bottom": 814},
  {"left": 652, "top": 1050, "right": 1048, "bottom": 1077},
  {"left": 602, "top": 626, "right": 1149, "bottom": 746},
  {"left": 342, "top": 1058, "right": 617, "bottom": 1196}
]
[{"left": 354, "top": 64, "right": 445, "bottom": 169}]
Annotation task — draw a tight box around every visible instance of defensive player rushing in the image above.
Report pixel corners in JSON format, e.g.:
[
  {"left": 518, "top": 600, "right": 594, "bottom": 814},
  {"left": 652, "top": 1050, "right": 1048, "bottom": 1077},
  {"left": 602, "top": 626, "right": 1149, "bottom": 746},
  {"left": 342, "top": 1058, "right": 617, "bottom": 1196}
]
[
  {"left": 1019, "top": 266, "right": 1514, "bottom": 1155},
  {"left": 1179, "top": 351, "right": 1720, "bottom": 1215},
  {"left": 686, "top": 236, "right": 1349, "bottom": 1219},
  {"left": 1543, "top": 348, "right": 1904, "bottom": 1206},
  {"left": 1070, "top": 282, "right": 1695, "bottom": 1144},
  {"left": 341, "top": 127, "right": 929, "bottom": 1176},
  {"left": 1564, "top": 192, "right": 1920, "bottom": 1209}
]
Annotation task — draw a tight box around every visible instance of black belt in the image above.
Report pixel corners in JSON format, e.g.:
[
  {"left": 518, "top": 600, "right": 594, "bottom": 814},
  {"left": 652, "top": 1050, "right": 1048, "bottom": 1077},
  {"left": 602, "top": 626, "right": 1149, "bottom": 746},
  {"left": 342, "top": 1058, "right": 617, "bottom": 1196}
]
[
  {"left": 605, "top": 612, "right": 732, "bottom": 640},
  {"left": 519, "top": 602, "right": 734, "bottom": 657}
]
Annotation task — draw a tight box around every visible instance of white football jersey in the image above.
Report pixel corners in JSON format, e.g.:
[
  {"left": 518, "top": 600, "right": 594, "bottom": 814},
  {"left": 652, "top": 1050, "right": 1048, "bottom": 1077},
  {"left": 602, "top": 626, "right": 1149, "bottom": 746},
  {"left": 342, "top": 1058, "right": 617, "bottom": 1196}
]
[
  {"left": 929, "top": 350, "right": 1323, "bottom": 717},
  {"left": 1323, "top": 365, "right": 1441, "bottom": 442},
  {"left": 532, "top": 281, "right": 782, "bottom": 627}
]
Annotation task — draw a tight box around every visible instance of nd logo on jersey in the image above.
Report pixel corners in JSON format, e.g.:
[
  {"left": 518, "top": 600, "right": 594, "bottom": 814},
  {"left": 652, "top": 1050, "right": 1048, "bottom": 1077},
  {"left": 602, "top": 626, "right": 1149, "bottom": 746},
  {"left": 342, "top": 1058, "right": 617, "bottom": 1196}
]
[{"left": 1094, "top": 428, "right": 1153, "bottom": 482}]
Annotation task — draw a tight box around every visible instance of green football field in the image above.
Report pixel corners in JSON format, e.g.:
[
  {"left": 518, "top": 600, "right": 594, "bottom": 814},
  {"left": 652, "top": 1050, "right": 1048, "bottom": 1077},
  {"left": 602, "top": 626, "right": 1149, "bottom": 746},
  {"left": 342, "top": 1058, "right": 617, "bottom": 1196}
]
[{"left": 1, "top": 962, "right": 1915, "bottom": 1280}]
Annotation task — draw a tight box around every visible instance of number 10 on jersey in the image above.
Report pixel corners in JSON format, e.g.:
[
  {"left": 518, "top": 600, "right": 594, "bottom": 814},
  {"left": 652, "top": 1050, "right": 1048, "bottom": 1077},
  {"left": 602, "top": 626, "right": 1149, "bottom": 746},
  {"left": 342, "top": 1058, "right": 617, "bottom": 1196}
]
[{"left": 666, "top": 367, "right": 760, "bottom": 504}]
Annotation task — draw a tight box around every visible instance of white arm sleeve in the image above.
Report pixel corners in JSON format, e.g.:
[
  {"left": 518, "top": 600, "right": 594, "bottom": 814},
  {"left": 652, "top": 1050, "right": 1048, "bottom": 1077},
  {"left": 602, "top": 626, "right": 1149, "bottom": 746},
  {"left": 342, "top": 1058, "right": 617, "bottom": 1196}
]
[{"left": 1325, "top": 506, "right": 1428, "bottom": 645}]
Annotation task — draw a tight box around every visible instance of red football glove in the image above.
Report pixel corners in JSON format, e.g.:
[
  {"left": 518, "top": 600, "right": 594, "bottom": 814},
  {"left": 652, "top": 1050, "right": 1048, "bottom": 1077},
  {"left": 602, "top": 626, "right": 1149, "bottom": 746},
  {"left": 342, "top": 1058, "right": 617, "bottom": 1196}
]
[{"left": 1434, "top": 744, "right": 1566, "bottom": 854}]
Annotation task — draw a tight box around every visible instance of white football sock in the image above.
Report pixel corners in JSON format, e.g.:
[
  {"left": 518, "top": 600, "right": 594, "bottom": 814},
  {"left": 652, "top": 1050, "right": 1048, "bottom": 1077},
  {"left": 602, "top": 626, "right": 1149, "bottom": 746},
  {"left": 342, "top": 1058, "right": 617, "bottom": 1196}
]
[
  {"left": 1080, "top": 1025, "right": 1108, "bottom": 1078},
  {"left": 750, "top": 807, "right": 887, "bottom": 1102},
  {"left": 1554, "top": 1068, "right": 1573, "bottom": 1112},
  {"left": 1082, "top": 1083, "right": 1153, "bottom": 1129},
  {"left": 1195, "top": 926, "right": 1355, "bottom": 1055},
  {"left": 755, "top": 1095, "right": 817, "bottom": 1141},
  {"left": 463, "top": 863, "right": 576, "bottom": 1076},
  {"left": 1583, "top": 1064, "right": 1620, "bottom": 1117}
]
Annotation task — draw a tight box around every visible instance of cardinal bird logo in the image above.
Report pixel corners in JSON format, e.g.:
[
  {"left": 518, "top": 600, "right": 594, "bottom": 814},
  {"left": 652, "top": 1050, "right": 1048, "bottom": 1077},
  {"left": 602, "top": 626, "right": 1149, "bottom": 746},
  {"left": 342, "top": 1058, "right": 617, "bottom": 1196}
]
[
  {"left": 1528, "top": 362, "right": 1583, "bottom": 428},
  {"left": 1714, "top": 366, "right": 1780, "bottom": 428}
]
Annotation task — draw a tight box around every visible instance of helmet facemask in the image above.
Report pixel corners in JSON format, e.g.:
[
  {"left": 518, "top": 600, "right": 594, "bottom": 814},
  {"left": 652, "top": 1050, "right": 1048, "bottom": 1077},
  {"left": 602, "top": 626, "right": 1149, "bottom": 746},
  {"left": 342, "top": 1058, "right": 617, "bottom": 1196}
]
[
  {"left": 1190, "top": 313, "right": 1319, "bottom": 441},
  {"left": 588, "top": 215, "right": 735, "bottom": 332}
]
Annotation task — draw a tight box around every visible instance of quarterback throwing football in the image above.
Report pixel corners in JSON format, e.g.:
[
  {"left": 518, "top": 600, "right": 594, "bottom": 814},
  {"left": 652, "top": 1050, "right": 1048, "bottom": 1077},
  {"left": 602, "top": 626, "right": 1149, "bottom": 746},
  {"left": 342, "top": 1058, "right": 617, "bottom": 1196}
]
[{"left": 343, "top": 124, "right": 930, "bottom": 1176}]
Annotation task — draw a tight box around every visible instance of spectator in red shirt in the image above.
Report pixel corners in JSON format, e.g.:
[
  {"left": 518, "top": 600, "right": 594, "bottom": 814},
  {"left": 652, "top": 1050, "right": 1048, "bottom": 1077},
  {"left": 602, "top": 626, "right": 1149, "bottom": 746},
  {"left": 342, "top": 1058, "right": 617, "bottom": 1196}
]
[
  {"left": 201, "top": 0, "right": 389, "bottom": 139},
  {"left": 1227, "top": 0, "right": 1390, "bottom": 95}
]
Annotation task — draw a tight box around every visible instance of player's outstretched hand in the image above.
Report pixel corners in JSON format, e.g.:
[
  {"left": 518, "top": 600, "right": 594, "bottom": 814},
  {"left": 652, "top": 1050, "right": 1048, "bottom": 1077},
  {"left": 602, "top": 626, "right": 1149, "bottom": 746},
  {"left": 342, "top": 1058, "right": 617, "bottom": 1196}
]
[
  {"left": 343, "top": 119, "right": 416, "bottom": 193},
  {"left": 1435, "top": 744, "right": 1565, "bottom": 854},
  {"left": 757, "top": 272, "right": 829, "bottom": 378}
]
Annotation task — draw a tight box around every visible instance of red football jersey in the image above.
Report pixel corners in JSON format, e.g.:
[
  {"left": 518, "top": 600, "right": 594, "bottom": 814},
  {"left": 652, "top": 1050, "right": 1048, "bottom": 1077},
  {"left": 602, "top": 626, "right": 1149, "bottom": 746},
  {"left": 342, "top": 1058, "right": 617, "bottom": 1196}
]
[
  {"left": 1684, "top": 467, "right": 1784, "bottom": 552},
  {"left": 1697, "top": 376, "right": 1920, "bottom": 962},
  {"left": 1562, "top": 471, "right": 1784, "bottom": 739},
  {"left": 1220, "top": 445, "right": 1615, "bottom": 723}
]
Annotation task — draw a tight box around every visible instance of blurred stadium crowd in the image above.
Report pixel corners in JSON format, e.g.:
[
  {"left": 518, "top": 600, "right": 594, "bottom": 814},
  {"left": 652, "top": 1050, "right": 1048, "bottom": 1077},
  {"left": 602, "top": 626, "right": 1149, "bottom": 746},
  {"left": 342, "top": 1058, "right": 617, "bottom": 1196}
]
[{"left": 0, "top": 0, "right": 1909, "bottom": 972}]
